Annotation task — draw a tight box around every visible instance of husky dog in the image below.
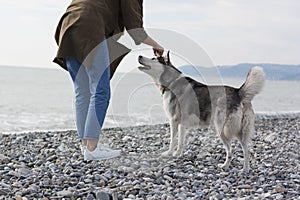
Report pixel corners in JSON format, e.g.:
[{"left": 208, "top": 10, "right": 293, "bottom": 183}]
[{"left": 138, "top": 52, "right": 265, "bottom": 172}]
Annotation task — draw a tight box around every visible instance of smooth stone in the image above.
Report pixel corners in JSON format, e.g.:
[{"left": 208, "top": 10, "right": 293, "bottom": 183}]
[
  {"left": 274, "top": 194, "right": 284, "bottom": 200},
  {"left": 238, "top": 184, "right": 252, "bottom": 189},
  {"left": 219, "top": 172, "right": 229, "bottom": 177},
  {"left": 8, "top": 171, "right": 22, "bottom": 177},
  {"left": 260, "top": 193, "right": 271, "bottom": 198},
  {"left": 163, "top": 175, "right": 173, "bottom": 182},
  {"left": 86, "top": 193, "right": 96, "bottom": 200},
  {"left": 70, "top": 172, "right": 82, "bottom": 177},
  {"left": 257, "top": 188, "right": 264, "bottom": 193},
  {"left": 7, "top": 163, "right": 14, "bottom": 167},
  {"left": 118, "top": 166, "right": 135, "bottom": 173},
  {"left": 34, "top": 139, "right": 44, "bottom": 143},
  {"left": 46, "top": 155, "right": 57, "bottom": 162},
  {"left": 18, "top": 168, "right": 31, "bottom": 176},
  {"left": 96, "top": 190, "right": 112, "bottom": 200},
  {"left": 166, "top": 196, "right": 174, "bottom": 200},
  {"left": 259, "top": 176, "right": 266, "bottom": 182},
  {"left": 0, "top": 154, "right": 9, "bottom": 161},
  {"left": 0, "top": 188, "right": 11, "bottom": 195},
  {"left": 34, "top": 160, "right": 43, "bottom": 166},
  {"left": 84, "top": 179, "right": 93, "bottom": 184},
  {"left": 0, "top": 182, "right": 11, "bottom": 190},
  {"left": 264, "top": 133, "right": 276, "bottom": 143},
  {"left": 274, "top": 187, "right": 286, "bottom": 193},
  {"left": 220, "top": 185, "right": 228, "bottom": 192},
  {"left": 94, "top": 174, "right": 109, "bottom": 182},
  {"left": 57, "top": 190, "right": 73, "bottom": 197}
]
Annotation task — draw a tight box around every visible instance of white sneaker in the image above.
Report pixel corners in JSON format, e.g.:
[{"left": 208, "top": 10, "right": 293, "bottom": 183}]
[
  {"left": 84, "top": 144, "right": 121, "bottom": 161},
  {"left": 80, "top": 143, "right": 108, "bottom": 155},
  {"left": 80, "top": 145, "right": 86, "bottom": 155}
]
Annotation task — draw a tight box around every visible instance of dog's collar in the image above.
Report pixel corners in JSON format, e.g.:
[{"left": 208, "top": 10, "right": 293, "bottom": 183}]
[
  {"left": 162, "top": 87, "right": 166, "bottom": 95},
  {"left": 160, "top": 76, "right": 183, "bottom": 96},
  {"left": 157, "top": 56, "right": 167, "bottom": 65},
  {"left": 161, "top": 86, "right": 169, "bottom": 96}
]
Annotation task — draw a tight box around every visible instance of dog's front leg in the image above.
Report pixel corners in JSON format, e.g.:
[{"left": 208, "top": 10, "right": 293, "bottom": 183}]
[
  {"left": 162, "top": 120, "right": 178, "bottom": 157},
  {"left": 173, "top": 124, "right": 185, "bottom": 157}
]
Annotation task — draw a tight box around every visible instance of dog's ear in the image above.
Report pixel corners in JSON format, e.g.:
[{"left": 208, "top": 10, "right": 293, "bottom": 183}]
[{"left": 166, "top": 51, "right": 171, "bottom": 65}]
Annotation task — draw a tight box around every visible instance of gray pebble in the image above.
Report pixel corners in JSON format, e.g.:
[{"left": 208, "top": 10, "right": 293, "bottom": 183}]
[{"left": 56, "top": 190, "right": 73, "bottom": 197}]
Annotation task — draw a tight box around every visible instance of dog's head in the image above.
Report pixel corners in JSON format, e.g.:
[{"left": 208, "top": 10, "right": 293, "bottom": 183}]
[{"left": 138, "top": 51, "right": 181, "bottom": 82}]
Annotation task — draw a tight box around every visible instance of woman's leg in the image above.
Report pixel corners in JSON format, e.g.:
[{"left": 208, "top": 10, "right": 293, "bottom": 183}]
[
  {"left": 84, "top": 39, "right": 111, "bottom": 151},
  {"left": 66, "top": 57, "right": 90, "bottom": 141},
  {"left": 66, "top": 39, "right": 120, "bottom": 160},
  {"left": 84, "top": 66, "right": 110, "bottom": 151}
]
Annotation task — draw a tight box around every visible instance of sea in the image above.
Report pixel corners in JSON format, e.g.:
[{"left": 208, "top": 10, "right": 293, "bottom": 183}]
[{"left": 0, "top": 66, "right": 299, "bottom": 134}]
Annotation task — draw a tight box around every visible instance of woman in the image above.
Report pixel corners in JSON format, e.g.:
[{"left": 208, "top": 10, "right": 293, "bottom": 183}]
[{"left": 54, "top": 0, "right": 163, "bottom": 160}]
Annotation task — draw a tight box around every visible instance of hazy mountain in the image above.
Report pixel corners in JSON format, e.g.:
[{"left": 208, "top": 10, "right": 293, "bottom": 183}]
[{"left": 179, "top": 63, "right": 300, "bottom": 81}]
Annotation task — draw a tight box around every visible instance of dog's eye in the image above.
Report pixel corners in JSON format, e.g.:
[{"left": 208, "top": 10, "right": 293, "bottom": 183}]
[{"left": 151, "top": 58, "right": 156, "bottom": 60}]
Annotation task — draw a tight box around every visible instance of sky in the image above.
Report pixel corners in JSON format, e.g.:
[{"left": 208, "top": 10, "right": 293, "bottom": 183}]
[{"left": 0, "top": 0, "right": 299, "bottom": 71}]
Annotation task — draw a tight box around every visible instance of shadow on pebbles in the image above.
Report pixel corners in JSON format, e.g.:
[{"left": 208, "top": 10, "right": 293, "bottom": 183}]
[{"left": 0, "top": 118, "right": 299, "bottom": 199}]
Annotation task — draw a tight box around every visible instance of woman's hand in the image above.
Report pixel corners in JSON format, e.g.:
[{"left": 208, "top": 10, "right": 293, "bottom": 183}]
[
  {"left": 142, "top": 36, "right": 164, "bottom": 57},
  {"left": 153, "top": 45, "right": 164, "bottom": 57}
]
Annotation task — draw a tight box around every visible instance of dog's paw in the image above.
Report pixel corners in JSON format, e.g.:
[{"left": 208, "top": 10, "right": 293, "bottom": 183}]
[
  {"left": 241, "top": 167, "right": 249, "bottom": 173},
  {"left": 161, "top": 150, "right": 173, "bottom": 157},
  {"left": 218, "top": 163, "right": 229, "bottom": 169},
  {"left": 173, "top": 150, "right": 183, "bottom": 157}
]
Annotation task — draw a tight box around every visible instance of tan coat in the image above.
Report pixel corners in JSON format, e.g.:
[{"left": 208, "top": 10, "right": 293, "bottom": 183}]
[{"left": 53, "top": 0, "right": 148, "bottom": 77}]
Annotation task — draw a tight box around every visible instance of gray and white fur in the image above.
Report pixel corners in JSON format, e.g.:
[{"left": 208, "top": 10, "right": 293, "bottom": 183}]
[{"left": 138, "top": 52, "right": 265, "bottom": 172}]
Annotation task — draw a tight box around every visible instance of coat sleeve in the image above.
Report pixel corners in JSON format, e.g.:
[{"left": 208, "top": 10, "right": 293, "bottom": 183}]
[{"left": 120, "top": 0, "right": 148, "bottom": 45}]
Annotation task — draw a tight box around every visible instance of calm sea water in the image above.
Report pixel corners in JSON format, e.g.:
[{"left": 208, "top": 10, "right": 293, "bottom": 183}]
[{"left": 0, "top": 66, "right": 299, "bottom": 133}]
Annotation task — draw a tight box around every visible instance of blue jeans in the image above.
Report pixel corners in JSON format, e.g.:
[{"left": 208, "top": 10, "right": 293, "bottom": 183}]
[{"left": 66, "top": 39, "right": 110, "bottom": 140}]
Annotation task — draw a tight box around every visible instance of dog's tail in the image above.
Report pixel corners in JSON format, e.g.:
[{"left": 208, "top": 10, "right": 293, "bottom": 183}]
[{"left": 239, "top": 66, "right": 265, "bottom": 103}]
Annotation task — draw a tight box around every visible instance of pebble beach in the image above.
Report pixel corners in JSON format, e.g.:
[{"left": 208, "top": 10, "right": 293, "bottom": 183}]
[{"left": 0, "top": 117, "right": 299, "bottom": 199}]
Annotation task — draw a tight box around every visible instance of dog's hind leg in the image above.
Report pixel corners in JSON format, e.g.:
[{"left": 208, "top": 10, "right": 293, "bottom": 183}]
[
  {"left": 162, "top": 119, "right": 178, "bottom": 157},
  {"left": 173, "top": 124, "right": 185, "bottom": 157},
  {"left": 237, "top": 132, "right": 250, "bottom": 173},
  {"left": 238, "top": 104, "right": 254, "bottom": 172},
  {"left": 218, "top": 129, "right": 233, "bottom": 170},
  {"left": 240, "top": 140, "right": 249, "bottom": 173}
]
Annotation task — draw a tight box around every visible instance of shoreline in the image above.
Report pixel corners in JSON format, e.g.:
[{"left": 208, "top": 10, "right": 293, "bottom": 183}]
[
  {"left": 0, "top": 117, "right": 299, "bottom": 199},
  {"left": 1, "top": 112, "right": 300, "bottom": 135}
]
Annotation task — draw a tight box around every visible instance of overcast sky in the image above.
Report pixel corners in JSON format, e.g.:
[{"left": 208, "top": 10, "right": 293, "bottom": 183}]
[{"left": 0, "top": 0, "right": 299, "bottom": 70}]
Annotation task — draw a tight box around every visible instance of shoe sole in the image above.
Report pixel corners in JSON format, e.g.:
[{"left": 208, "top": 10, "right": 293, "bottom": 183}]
[{"left": 84, "top": 152, "right": 121, "bottom": 161}]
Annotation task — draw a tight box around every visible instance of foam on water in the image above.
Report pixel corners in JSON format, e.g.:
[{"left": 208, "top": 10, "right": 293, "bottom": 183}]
[{"left": 256, "top": 111, "right": 300, "bottom": 120}]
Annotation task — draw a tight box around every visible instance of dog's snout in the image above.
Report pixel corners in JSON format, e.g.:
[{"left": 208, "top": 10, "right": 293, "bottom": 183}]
[{"left": 138, "top": 56, "right": 143, "bottom": 64}]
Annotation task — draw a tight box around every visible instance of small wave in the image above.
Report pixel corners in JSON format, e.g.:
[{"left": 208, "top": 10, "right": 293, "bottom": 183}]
[{"left": 256, "top": 111, "right": 300, "bottom": 120}]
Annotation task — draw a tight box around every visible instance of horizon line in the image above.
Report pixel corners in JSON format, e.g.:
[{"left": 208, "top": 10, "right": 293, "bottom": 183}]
[{"left": 1, "top": 61, "right": 300, "bottom": 71}]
